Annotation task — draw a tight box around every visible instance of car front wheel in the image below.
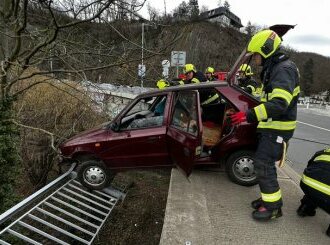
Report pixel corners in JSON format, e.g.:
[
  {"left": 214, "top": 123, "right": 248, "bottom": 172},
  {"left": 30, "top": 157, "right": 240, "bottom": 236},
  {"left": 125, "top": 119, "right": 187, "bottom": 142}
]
[
  {"left": 77, "top": 160, "right": 114, "bottom": 190},
  {"left": 225, "top": 150, "right": 258, "bottom": 186}
]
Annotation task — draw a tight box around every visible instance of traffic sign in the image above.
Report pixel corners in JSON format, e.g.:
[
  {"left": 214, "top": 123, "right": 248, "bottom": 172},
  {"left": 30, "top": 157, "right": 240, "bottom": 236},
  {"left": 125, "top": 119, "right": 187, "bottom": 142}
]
[
  {"left": 161, "top": 60, "right": 170, "bottom": 67},
  {"left": 138, "top": 64, "right": 146, "bottom": 77},
  {"left": 171, "top": 51, "right": 186, "bottom": 67}
]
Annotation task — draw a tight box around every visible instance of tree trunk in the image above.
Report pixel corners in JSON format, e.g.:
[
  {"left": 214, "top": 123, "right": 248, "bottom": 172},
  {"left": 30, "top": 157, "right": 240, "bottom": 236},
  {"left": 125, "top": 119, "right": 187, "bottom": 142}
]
[{"left": 0, "top": 98, "right": 21, "bottom": 213}]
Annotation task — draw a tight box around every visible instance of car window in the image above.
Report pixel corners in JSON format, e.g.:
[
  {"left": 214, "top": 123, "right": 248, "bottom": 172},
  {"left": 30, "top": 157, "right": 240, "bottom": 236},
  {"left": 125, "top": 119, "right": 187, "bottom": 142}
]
[
  {"left": 171, "top": 91, "right": 199, "bottom": 136},
  {"left": 126, "top": 97, "right": 154, "bottom": 116},
  {"left": 120, "top": 95, "right": 167, "bottom": 130}
]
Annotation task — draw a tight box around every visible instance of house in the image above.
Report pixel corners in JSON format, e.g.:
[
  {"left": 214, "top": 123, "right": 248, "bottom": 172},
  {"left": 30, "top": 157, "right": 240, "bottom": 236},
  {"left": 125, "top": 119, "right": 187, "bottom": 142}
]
[{"left": 199, "top": 7, "right": 243, "bottom": 29}]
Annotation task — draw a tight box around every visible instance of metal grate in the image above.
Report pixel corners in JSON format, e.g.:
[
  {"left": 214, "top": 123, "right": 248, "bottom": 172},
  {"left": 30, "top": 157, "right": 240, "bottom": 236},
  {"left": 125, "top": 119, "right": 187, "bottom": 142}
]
[{"left": 0, "top": 165, "right": 126, "bottom": 245}]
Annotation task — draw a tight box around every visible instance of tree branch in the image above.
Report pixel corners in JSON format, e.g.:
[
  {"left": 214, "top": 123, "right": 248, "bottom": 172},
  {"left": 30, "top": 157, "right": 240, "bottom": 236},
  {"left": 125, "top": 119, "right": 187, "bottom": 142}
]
[{"left": 4, "top": 119, "right": 58, "bottom": 152}]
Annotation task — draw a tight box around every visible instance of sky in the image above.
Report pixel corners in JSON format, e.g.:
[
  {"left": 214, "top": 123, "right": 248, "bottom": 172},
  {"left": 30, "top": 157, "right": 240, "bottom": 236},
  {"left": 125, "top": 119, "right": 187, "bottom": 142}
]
[{"left": 139, "top": 0, "right": 330, "bottom": 57}]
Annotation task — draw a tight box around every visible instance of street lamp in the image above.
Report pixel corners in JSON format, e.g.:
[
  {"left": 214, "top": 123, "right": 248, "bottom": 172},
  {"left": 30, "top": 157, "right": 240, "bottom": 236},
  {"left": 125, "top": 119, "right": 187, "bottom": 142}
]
[
  {"left": 141, "top": 22, "right": 145, "bottom": 87},
  {"left": 140, "top": 23, "right": 151, "bottom": 87},
  {"left": 140, "top": 22, "right": 169, "bottom": 87}
]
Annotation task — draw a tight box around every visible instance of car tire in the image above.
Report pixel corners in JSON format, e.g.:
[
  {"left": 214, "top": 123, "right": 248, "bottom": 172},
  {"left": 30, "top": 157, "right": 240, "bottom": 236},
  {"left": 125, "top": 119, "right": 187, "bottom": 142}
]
[
  {"left": 225, "top": 150, "right": 258, "bottom": 186},
  {"left": 77, "top": 160, "right": 114, "bottom": 190}
]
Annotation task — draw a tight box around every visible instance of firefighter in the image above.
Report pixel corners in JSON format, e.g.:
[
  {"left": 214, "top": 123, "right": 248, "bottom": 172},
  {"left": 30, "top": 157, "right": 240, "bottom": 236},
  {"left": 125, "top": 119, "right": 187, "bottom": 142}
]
[
  {"left": 156, "top": 78, "right": 184, "bottom": 88},
  {"left": 297, "top": 148, "right": 330, "bottom": 237},
  {"left": 237, "top": 64, "right": 258, "bottom": 95},
  {"left": 230, "top": 29, "right": 300, "bottom": 221},
  {"left": 181, "top": 64, "right": 219, "bottom": 121},
  {"left": 182, "top": 64, "right": 207, "bottom": 84},
  {"left": 205, "top": 67, "right": 217, "bottom": 81},
  {"left": 156, "top": 79, "right": 169, "bottom": 89}
]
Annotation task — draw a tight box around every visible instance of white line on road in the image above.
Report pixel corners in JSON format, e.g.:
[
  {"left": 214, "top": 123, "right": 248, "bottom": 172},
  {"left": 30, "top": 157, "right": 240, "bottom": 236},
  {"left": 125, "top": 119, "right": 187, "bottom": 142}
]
[{"left": 297, "top": 121, "right": 330, "bottom": 132}]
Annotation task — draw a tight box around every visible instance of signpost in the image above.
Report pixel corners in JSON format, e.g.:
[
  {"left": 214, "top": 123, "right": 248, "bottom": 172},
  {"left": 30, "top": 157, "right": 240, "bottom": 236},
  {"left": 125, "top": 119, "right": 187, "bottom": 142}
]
[
  {"left": 161, "top": 60, "right": 170, "bottom": 79},
  {"left": 138, "top": 64, "right": 146, "bottom": 87},
  {"left": 171, "top": 51, "right": 186, "bottom": 77}
]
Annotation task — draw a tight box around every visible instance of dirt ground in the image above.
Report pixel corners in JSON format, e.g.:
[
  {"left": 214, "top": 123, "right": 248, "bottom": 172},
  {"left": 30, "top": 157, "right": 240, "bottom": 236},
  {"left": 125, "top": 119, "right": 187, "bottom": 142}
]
[{"left": 95, "top": 169, "right": 171, "bottom": 245}]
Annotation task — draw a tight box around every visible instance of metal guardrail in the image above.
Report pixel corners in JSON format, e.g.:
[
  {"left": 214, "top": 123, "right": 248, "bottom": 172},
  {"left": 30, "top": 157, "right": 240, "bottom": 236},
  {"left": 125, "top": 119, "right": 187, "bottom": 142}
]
[{"left": 0, "top": 164, "right": 126, "bottom": 245}]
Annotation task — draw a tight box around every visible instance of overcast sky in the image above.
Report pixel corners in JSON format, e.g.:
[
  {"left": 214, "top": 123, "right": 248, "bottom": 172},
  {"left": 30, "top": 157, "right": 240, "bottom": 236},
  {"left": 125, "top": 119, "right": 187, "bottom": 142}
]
[{"left": 140, "top": 0, "right": 330, "bottom": 57}]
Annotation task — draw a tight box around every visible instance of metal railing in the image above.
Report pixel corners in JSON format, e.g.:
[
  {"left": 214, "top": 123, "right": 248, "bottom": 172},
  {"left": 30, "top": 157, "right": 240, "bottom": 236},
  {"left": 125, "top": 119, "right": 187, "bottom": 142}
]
[{"left": 0, "top": 164, "right": 126, "bottom": 244}]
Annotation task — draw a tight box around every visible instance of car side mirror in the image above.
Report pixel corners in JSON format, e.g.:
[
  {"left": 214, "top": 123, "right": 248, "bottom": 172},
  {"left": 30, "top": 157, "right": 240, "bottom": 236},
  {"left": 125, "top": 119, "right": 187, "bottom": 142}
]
[{"left": 110, "top": 122, "right": 120, "bottom": 132}]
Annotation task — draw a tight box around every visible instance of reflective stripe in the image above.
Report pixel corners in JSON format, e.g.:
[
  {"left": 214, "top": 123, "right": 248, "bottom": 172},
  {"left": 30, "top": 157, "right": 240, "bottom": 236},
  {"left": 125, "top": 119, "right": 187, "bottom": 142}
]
[
  {"left": 254, "top": 86, "right": 263, "bottom": 97},
  {"left": 324, "top": 148, "right": 330, "bottom": 153},
  {"left": 258, "top": 120, "right": 296, "bottom": 130},
  {"left": 201, "top": 93, "right": 219, "bottom": 105},
  {"left": 247, "top": 85, "right": 256, "bottom": 93},
  {"left": 269, "top": 88, "right": 293, "bottom": 105},
  {"left": 314, "top": 154, "right": 330, "bottom": 162},
  {"left": 254, "top": 104, "right": 268, "bottom": 121},
  {"left": 191, "top": 78, "right": 200, "bottom": 83},
  {"left": 293, "top": 86, "right": 300, "bottom": 97},
  {"left": 301, "top": 174, "right": 330, "bottom": 196},
  {"left": 261, "top": 189, "right": 282, "bottom": 202}
]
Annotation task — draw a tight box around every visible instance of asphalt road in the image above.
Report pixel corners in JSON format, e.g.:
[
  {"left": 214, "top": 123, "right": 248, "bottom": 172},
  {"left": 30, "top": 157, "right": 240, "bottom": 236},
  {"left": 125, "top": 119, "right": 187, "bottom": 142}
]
[{"left": 286, "top": 108, "right": 330, "bottom": 175}]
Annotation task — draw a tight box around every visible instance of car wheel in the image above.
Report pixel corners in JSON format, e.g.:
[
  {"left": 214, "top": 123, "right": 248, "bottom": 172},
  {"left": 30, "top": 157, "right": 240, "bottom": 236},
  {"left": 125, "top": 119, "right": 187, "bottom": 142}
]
[
  {"left": 225, "top": 150, "right": 258, "bottom": 186},
  {"left": 77, "top": 160, "right": 114, "bottom": 190}
]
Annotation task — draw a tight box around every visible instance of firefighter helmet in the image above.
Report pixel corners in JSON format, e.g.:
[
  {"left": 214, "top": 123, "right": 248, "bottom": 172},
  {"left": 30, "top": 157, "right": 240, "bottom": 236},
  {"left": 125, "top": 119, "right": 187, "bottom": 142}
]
[
  {"left": 205, "top": 67, "right": 215, "bottom": 74},
  {"left": 247, "top": 30, "right": 281, "bottom": 58},
  {"left": 156, "top": 79, "right": 169, "bottom": 89},
  {"left": 183, "top": 64, "right": 197, "bottom": 74},
  {"left": 238, "top": 64, "right": 253, "bottom": 76}
]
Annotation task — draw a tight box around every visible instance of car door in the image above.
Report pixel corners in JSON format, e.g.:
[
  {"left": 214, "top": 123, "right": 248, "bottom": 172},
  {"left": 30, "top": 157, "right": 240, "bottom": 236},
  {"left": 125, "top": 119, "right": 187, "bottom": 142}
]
[
  {"left": 167, "top": 90, "right": 203, "bottom": 177},
  {"left": 105, "top": 94, "right": 171, "bottom": 168}
]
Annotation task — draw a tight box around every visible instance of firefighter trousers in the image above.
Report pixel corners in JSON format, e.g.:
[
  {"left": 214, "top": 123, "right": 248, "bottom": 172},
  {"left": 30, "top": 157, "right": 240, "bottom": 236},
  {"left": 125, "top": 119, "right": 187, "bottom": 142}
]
[
  {"left": 300, "top": 183, "right": 330, "bottom": 214},
  {"left": 254, "top": 133, "right": 286, "bottom": 210}
]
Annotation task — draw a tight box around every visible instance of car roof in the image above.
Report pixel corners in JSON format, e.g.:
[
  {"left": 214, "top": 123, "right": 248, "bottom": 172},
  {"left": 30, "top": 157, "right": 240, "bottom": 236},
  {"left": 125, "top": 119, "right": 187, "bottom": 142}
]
[{"left": 136, "top": 81, "right": 229, "bottom": 98}]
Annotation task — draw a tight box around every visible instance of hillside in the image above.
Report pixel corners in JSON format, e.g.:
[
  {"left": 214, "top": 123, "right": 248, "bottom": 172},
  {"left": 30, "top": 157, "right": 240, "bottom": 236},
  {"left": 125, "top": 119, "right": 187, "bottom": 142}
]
[
  {"left": 68, "top": 21, "right": 329, "bottom": 95},
  {"left": 27, "top": 11, "right": 329, "bottom": 94}
]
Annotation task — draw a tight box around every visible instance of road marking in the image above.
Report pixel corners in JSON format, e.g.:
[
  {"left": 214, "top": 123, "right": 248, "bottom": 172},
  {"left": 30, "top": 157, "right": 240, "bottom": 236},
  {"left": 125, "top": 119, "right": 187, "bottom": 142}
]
[{"left": 297, "top": 121, "right": 330, "bottom": 132}]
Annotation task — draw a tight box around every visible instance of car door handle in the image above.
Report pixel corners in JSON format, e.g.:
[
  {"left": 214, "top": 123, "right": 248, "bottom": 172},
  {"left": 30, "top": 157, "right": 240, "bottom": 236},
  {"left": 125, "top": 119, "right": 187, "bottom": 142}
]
[{"left": 146, "top": 136, "right": 160, "bottom": 143}]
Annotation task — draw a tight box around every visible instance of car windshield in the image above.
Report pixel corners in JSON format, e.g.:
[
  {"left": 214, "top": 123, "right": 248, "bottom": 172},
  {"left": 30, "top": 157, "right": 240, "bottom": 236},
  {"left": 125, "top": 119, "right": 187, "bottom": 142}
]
[{"left": 126, "top": 96, "right": 156, "bottom": 116}]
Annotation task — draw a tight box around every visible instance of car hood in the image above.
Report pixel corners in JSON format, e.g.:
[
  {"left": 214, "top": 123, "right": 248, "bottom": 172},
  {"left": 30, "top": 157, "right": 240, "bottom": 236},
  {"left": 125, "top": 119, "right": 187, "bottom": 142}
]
[{"left": 61, "top": 122, "right": 110, "bottom": 147}]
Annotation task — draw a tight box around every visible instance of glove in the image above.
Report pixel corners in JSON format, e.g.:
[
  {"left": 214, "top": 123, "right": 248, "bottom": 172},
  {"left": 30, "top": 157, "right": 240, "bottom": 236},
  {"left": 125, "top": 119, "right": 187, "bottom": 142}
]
[{"left": 229, "top": 111, "right": 246, "bottom": 125}]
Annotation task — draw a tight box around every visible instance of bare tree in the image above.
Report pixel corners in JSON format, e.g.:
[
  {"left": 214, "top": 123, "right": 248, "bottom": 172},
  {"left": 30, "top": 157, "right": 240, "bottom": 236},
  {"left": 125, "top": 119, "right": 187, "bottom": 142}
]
[
  {"left": 224, "top": 0, "right": 230, "bottom": 9},
  {"left": 0, "top": 0, "right": 177, "bottom": 211},
  {"left": 147, "top": 2, "right": 159, "bottom": 22},
  {"left": 200, "top": 5, "right": 209, "bottom": 13}
]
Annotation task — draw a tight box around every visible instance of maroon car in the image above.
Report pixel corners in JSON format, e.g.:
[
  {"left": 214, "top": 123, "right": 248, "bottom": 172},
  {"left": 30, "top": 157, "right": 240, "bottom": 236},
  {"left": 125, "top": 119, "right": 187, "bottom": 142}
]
[{"left": 59, "top": 77, "right": 260, "bottom": 190}]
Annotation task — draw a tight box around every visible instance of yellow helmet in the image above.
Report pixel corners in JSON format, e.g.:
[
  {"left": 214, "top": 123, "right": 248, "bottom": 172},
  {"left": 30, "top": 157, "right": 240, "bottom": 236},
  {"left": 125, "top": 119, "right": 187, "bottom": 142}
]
[
  {"left": 205, "top": 67, "right": 215, "bottom": 74},
  {"left": 238, "top": 64, "right": 253, "bottom": 76},
  {"left": 156, "top": 79, "right": 169, "bottom": 89},
  {"left": 247, "top": 30, "right": 281, "bottom": 58},
  {"left": 183, "top": 64, "right": 196, "bottom": 74}
]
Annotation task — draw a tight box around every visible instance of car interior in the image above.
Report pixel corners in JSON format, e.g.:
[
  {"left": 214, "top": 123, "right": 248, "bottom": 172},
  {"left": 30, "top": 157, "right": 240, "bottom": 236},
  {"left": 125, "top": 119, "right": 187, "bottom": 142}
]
[
  {"left": 119, "top": 95, "right": 167, "bottom": 130},
  {"left": 197, "top": 88, "right": 234, "bottom": 154},
  {"left": 116, "top": 90, "right": 235, "bottom": 155}
]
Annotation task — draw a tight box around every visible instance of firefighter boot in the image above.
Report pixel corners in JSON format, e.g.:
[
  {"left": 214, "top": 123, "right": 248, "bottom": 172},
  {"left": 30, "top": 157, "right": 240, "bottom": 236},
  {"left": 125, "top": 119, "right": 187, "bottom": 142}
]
[
  {"left": 326, "top": 224, "right": 330, "bottom": 237},
  {"left": 252, "top": 206, "right": 282, "bottom": 221},
  {"left": 251, "top": 198, "right": 262, "bottom": 209},
  {"left": 296, "top": 203, "right": 316, "bottom": 217}
]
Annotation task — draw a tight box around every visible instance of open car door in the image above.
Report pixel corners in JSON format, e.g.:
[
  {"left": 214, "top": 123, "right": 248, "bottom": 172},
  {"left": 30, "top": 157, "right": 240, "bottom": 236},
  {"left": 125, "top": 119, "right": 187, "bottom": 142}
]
[{"left": 167, "top": 90, "right": 202, "bottom": 177}]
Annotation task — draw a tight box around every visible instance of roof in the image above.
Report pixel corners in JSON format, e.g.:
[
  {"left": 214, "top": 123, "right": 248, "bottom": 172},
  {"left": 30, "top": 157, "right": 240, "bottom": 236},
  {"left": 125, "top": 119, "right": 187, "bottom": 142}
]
[
  {"left": 135, "top": 81, "right": 229, "bottom": 98},
  {"left": 199, "top": 7, "right": 243, "bottom": 28}
]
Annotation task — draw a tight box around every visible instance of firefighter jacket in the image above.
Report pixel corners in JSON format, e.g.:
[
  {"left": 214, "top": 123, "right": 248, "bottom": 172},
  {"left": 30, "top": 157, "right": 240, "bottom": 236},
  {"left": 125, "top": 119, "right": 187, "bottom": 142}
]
[
  {"left": 238, "top": 76, "right": 258, "bottom": 94},
  {"left": 246, "top": 51, "right": 300, "bottom": 139},
  {"left": 184, "top": 71, "right": 207, "bottom": 84},
  {"left": 206, "top": 76, "right": 217, "bottom": 82},
  {"left": 301, "top": 148, "right": 330, "bottom": 199}
]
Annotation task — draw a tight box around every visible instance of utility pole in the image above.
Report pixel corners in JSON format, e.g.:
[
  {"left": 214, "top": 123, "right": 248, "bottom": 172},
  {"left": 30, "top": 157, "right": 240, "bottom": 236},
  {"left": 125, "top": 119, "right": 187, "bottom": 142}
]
[
  {"left": 141, "top": 22, "right": 144, "bottom": 87},
  {"left": 164, "top": 0, "right": 167, "bottom": 16}
]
